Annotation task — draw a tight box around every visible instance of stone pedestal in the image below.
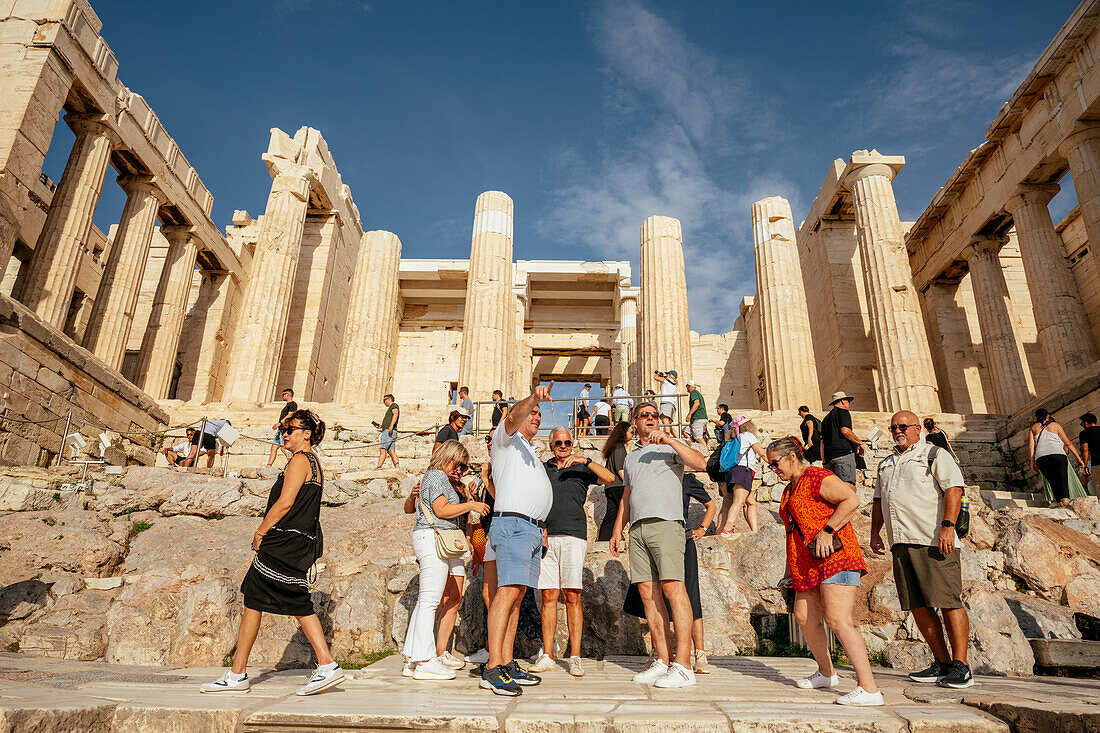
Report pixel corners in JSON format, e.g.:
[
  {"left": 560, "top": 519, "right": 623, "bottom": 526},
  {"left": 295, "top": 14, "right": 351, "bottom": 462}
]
[
  {"left": 135, "top": 227, "right": 198, "bottom": 399},
  {"left": 335, "top": 230, "right": 402, "bottom": 403},
  {"left": 458, "top": 191, "right": 514, "bottom": 399},
  {"left": 224, "top": 167, "right": 312, "bottom": 403},
  {"left": 1060, "top": 125, "right": 1100, "bottom": 286},
  {"left": 1004, "top": 184, "right": 1097, "bottom": 386},
  {"left": 83, "top": 176, "right": 164, "bottom": 372},
  {"left": 618, "top": 292, "right": 639, "bottom": 394},
  {"left": 20, "top": 115, "right": 118, "bottom": 329},
  {"left": 751, "top": 196, "right": 821, "bottom": 410},
  {"left": 965, "top": 237, "right": 1032, "bottom": 413},
  {"left": 845, "top": 161, "right": 939, "bottom": 413},
  {"left": 639, "top": 216, "right": 692, "bottom": 383}
]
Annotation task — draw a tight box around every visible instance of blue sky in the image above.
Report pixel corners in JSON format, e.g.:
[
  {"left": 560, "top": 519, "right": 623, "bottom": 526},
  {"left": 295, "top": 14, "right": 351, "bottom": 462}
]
[{"left": 66, "top": 0, "right": 1079, "bottom": 338}]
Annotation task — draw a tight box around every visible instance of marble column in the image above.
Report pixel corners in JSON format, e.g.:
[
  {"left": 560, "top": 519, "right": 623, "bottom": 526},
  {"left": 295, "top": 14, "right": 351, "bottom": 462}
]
[
  {"left": 20, "top": 114, "right": 119, "bottom": 328},
  {"left": 458, "top": 191, "right": 514, "bottom": 399},
  {"left": 964, "top": 236, "right": 1032, "bottom": 413},
  {"left": 224, "top": 166, "right": 313, "bottom": 403},
  {"left": 135, "top": 226, "right": 198, "bottom": 398},
  {"left": 335, "top": 230, "right": 402, "bottom": 403},
  {"left": 639, "top": 216, "right": 692, "bottom": 383},
  {"left": 618, "top": 291, "right": 639, "bottom": 394},
  {"left": 1004, "top": 183, "right": 1097, "bottom": 386},
  {"left": 0, "top": 192, "right": 18, "bottom": 281},
  {"left": 1059, "top": 125, "right": 1100, "bottom": 283},
  {"left": 845, "top": 162, "right": 940, "bottom": 413},
  {"left": 83, "top": 175, "right": 164, "bottom": 371},
  {"left": 752, "top": 196, "right": 821, "bottom": 410}
]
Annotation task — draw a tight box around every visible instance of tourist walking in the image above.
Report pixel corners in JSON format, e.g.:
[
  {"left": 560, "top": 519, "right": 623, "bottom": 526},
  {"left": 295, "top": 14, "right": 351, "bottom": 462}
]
[
  {"left": 576, "top": 384, "right": 592, "bottom": 436},
  {"left": 709, "top": 404, "right": 733, "bottom": 445},
  {"left": 530, "top": 428, "right": 615, "bottom": 677},
  {"left": 183, "top": 418, "right": 230, "bottom": 469},
  {"left": 766, "top": 436, "right": 881, "bottom": 706},
  {"left": 798, "top": 406, "right": 823, "bottom": 466},
  {"left": 457, "top": 387, "right": 475, "bottom": 435},
  {"left": 268, "top": 388, "right": 298, "bottom": 467},
  {"left": 1080, "top": 413, "right": 1100, "bottom": 488},
  {"left": 201, "top": 410, "right": 343, "bottom": 696},
  {"left": 375, "top": 394, "right": 400, "bottom": 469},
  {"left": 821, "top": 392, "right": 864, "bottom": 485},
  {"left": 610, "top": 402, "right": 709, "bottom": 688},
  {"left": 491, "top": 390, "right": 509, "bottom": 428},
  {"left": 597, "top": 421, "right": 634, "bottom": 542},
  {"left": 1029, "top": 408, "right": 1086, "bottom": 506},
  {"left": 592, "top": 398, "right": 612, "bottom": 435},
  {"left": 402, "top": 440, "right": 489, "bottom": 681},
  {"left": 717, "top": 416, "right": 767, "bottom": 535},
  {"left": 654, "top": 371, "right": 679, "bottom": 426},
  {"left": 685, "top": 380, "right": 708, "bottom": 448},
  {"left": 164, "top": 428, "right": 196, "bottom": 466},
  {"left": 433, "top": 408, "right": 469, "bottom": 453},
  {"left": 480, "top": 382, "right": 555, "bottom": 696},
  {"left": 870, "top": 411, "right": 972, "bottom": 689},
  {"left": 611, "top": 383, "right": 633, "bottom": 423}
]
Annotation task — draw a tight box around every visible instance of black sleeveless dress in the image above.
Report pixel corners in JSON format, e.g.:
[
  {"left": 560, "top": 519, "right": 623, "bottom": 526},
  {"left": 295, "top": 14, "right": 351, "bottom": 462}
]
[{"left": 241, "top": 451, "right": 324, "bottom": 616}]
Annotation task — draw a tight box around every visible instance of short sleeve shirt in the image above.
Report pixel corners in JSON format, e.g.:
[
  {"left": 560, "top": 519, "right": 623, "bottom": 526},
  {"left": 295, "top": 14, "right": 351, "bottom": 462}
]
[
  {"left": 172, "top": 441, "right": 190, "bottom": 455},
  {"left": 381, "top": 403, "right": 399, "bottom": 430},
  {"left": 874, "top": 442, "right": 965, "bottom": 547},
  {"left": 736, "top": 432, "right": 761, "bottom": 471},
  {"left": 659, "top": 380, "right": 677, "bottom": 406},
  {"left": 491, "top": 420, "right": 554, "bottom": 520},
  {"left": 822, "top": 407, "right": 853, "bottom": 461},
  {"left": 593, "top": 402, "right": 611, "bottom": 418},
  {"left": 605, "top": 445, "right": 628, "bottom": 487},
  {"left": 689, "top": 389, "right": 706, "bottom": 421},
  {"left": 612, "top": 388, "right": 632, "bottom": 406},
  {"left": 682, "top": 474, "right": 712, "bottom": 518},
  {"left": 578, "top": 389, "right": 590, "bottom": 408},
  {"left": 414, "top": 469, "right": 462, "bottom": 531},
  {"left": 492, "top": 400, "right": 508, "bottom": 426},
  {"left": 435, "top": 425, "right": 459, "bottom": 444},
  {"left": 544, "top": 458, "right": 597, "bottom": 539},
  {"left": 624, "top": 443, "right": 685, "bottom": 524},
  {"left": 278, "top": 401, "right": 299, "bottom": 422},
  {"left": 1081, "top": 426, "right": 1100, "bottom": 462}
]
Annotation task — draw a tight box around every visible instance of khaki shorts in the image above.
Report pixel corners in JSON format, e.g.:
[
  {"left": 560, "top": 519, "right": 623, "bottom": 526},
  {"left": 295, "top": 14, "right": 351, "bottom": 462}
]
[
  {"left": 537, "top": 535, "right": 587, "bottom": 589},
  {"left": 891, "top": 543, "right": 963, "bottom": 610},
  {"left": 628, "top": 518, "right": 685, "bottom": 584}
]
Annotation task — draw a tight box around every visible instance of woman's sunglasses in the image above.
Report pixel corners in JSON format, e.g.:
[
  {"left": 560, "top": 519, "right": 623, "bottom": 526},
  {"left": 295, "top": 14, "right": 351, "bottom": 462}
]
[
  {"left": 453, "top": 461, "right": 469, "bottom": 473},
  {"left": 280, "top": 425, "right": 302, "bottom": 436}
]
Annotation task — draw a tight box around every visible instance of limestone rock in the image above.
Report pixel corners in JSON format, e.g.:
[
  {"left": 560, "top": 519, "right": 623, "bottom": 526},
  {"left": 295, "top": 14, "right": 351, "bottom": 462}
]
[
  {"left": 1063, "top": 576, "right": 1100, "bottom": 618},
  {"left": 158, "top": 478, "right": 266, "bottom": 518},
  {"left": 0, "top": 475, "right": 81, "bottom": 511},
  {"left": 329, "top": 571, "right": 389, "bottom": 656},
  {"left": 996, "top": 516, "right": 1100, "bottom": 596},
  {"left": 722, "top": 522, "right": 787, "bottom": 614},
  {"left": 964, "top": 589, "right": 1035, "bottom": 676},
  {"left": 20, "top": 589, "right": 115, "bottom": 660},
  {"left": 0, "top": 510, "right": 126, "bottom": 581},
  {"left": 1071, "top": 497, "right": 1100, "bottom": 521},
  {"left": 1002, "top": 593, "right": 1082, "bottom": 640}
]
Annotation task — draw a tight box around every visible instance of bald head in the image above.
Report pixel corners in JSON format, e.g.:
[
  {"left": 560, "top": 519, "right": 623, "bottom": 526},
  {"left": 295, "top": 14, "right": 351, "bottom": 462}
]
[{"left": 889, "top": 410, "right": 921, "bottom": 450}]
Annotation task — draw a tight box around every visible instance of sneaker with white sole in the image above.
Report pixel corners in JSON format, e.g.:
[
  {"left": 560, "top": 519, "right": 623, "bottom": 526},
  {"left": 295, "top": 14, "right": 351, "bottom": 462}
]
[
  {"left": 401, "top": 659, "right": 417, "bottom": 678},
  {"left": 200, "top": 671, "right": 250, "bottom": 693},
  {"left": 632, "top": 659, "right": 669, "bottom": 684},
  {"left": 297, "top": 664, "right": 345, "bottom": 696},
  {"left": 693, "top": 650, "right": 711, "bottom": 674},
  {"left": 796, "top": 671, "right": 839, "bottom": 689},
  {"left": 465, "top": 648, "right": 490, "bottom": 665},
  {"left": 412, "top": 656, "right": 457, "bottom": 680},
  {"left": 653, "top": 662, "right": 696, "bottom": 688},
  {"left": 568, "top": 656, "right": 584, "bottom": 677},
  {"left": 528, "top": 652, "right": 557, "bottom": 673},
  {"left": 440, "top": 651, "right": 466, "bottom": 670},
  {"left": 834, "top": 686, "right": 884, "bottom": 706}
]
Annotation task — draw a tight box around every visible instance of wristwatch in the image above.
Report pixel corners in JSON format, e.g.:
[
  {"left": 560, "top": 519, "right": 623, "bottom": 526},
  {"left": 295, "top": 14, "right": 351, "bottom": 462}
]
[
  {"left": 584, "top": 457, "right": 592, "bottom": 467},
  {"left": 941, "top": 520, "right": 955, "bottom": 528},
  {"left": 823, "top": 525, "right": 836, "bottom": 535}
]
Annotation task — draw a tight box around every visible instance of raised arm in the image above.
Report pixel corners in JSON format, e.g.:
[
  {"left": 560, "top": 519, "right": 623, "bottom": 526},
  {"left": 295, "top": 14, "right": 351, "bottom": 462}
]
[{"left": 504, "top": 382, "right": 553, "bottom": 435}]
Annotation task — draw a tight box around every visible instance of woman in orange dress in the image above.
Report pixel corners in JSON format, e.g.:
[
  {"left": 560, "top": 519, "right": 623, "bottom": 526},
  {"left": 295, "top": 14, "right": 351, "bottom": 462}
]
[{"left": 767, "top": 436, "right": 882, "bottom": 707}]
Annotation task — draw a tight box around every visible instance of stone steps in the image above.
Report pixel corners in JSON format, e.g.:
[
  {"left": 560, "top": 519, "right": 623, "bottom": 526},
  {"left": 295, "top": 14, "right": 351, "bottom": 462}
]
[
  {"left": 980, "top": 489, "right": 1048, "bottom": 509},
  {"left": 1030, "top": 639, "right": 1100, "bottom": 668}
]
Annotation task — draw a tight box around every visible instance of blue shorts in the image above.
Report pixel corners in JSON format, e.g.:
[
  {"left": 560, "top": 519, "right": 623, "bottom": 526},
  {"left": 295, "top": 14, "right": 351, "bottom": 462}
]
[
  {"left": 273, "top": 430, "right": 284, "bottom": 446},
  {"left": 489, "top": 515, "right": 542, "bottom": 588},
  {"left": 380, "top": 429, "right": 397, "bottom": 451},
  {"left": 820, "top": 569, "right": 862, "bottom": 587}
]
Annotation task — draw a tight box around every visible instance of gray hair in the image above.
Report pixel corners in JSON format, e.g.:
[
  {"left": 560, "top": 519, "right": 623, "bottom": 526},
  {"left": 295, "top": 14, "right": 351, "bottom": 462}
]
[
  {"left": 550, "top": 427, "right": 571, "bottom": 441},
  {"left": 766, "top": 436, "right": 805, "bottom": 463}
]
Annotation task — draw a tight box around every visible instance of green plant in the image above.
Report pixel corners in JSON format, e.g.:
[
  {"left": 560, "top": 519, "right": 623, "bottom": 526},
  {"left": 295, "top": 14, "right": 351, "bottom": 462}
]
[
  {"left": 52, "top": 492, "right": 61, "bottom": 502},
  {"left": 222, "top": 653, "right": 234, "bottom": 667},
  {"left": 338, "top": 648, "right": 395, "bottom": 669},
  {"left": 5, "top": 642, "right": 18, "bottom": 653},
  {"left": 129, "top": 520, "right": 154, "bottom": 538},
  {"left": 868, "top": 649, "right": 887, "bottom": 667},
  {"left": 41, "top": 517, "right": 56, "bottom": 527}
]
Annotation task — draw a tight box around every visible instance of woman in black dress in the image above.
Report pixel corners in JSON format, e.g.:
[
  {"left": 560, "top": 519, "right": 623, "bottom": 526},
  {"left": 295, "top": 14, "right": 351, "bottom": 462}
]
[{"left": 201, "top": 409, "right": 343, "bottom": 696}]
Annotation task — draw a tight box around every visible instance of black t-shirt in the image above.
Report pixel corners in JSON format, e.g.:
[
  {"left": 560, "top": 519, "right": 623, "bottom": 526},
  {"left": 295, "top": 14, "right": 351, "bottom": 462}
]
[
  {"left": 604, "top": 445, "right": 627, "bottom": 488},
  {"left": 278, "top": 400, "right": 298, "bottom": 422},
  {"left": 682, "top": 473, "right": 712, "bottom": 518},
  {"left": 801, "top": 414, "right": 823, "bottom": 462},
  {"left": 477, "top": 476, "right": 496, "bottom": 533},
  {"left": 821, "top": 406, "right": 853, "bottom": 461},
  {"left": 435, "top": 425, "right": 459, "bottom": 444},
  {"left": 1081, "top": 426, "right": 1100, "bottom": 462},
  {"left": 544, "top": 458, "right": 597, "bottom": 539},
  {"left": 925, "top": 430, "right": 950, "bottom": 451},
  {"left": 491, "top": 400, "right": 507, "bottom": 427},
  {"left": 719, "top": 413, "right": 733, "bottom": 427}
]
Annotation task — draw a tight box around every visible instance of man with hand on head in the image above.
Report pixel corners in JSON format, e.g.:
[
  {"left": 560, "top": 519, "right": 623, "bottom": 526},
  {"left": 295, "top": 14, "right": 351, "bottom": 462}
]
[{"left": 611, "top": 401, "right": 708, "bottom": 689}]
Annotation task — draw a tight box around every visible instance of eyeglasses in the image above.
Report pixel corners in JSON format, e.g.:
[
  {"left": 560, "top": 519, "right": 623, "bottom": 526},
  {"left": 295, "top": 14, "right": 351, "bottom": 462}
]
[
  {"left": 454, "top": 461, "right": 469, "bottom": 473},
  {"left": 552, "top": 440, "right": 573, "bottom": 448},
  {"left": 280, "top": 425, "right": 302, "bottom": 436},
  {"left": 767, "top": 458, "right": 782, "bottom": 471},
  {"left": 888, "top": 424, "right": 917, "bottom": 432}
]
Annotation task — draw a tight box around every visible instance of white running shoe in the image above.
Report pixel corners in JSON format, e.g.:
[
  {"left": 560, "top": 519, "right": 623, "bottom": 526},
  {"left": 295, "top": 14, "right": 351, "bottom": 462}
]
[
  {"left": 297, "top": 664, "right": 345, "bottom": 696},
  {"left": 632, "top": 659, "right": 669, "bottom": 684},
  {"left": 439, "top": 651, "right": 466, "bottom": 670},
  {"left": 412, "top": 656, "right": 457, "bottom": 680},
  {"left": 568, "top": 656, "right": 585, "bottom": 677},
  {"left": 796, "top": 671, "right": 839, "bottom": 689},
  {"left": 465, "top": 648, "right": 490, "bottom": 665},
  {"left": 835, "top": 686, "right": 884, "bottom": 706},
  {"left": 402, "top": 659, "right": 417, "bottom": 677},
  {"left": 528, "top": 652, "right": 557, "bottom": 673},
  {"left": 653, "top": 662, "right": 696, "bottom": 688},
  {"left": 200, "top": 671, "right": 250, "bottom": 693}
]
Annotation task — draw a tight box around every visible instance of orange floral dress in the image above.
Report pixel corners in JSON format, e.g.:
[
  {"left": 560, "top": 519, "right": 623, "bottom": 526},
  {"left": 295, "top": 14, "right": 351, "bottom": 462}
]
[{"left": 779, "top": 466, "right": 866, "bottom": 591}]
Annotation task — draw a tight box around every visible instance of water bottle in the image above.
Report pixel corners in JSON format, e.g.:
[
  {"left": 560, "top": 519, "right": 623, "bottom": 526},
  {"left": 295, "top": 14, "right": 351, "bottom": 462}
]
[{"left": 955, "top": 497, "right": 970, "bottom": 539}]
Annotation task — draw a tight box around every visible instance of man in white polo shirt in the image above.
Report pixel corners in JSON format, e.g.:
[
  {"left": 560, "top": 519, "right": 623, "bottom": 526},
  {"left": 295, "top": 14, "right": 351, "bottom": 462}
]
[{"left": 479, "top": 382, "right": 554, "bottom": 697}]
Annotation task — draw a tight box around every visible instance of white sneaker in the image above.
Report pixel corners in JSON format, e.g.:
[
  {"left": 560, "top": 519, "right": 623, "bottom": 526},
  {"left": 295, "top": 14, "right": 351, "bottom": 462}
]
[
  {"left": 653, "top": 662, "right": 696, "bottom": 688},
  {"left": 693, "top": 650, "right": 711, "bottom": 674},
  {"left": 412, "top": 656, "right": 457, "bottom": 680},
  {"left": 402, "top": 659, "right": 417, "bottom": 677},
  {"left": 568, "top": 656, "right": 585, "bottom": 677},
  {"left": 835, "top": 686, "right": 884, "bottom": 706},
  {"left": 528, "top": 651, "right": 557, "bottom": 673},
  {"left": 796, "top": 671, "right": 839, "bottom": 689},
  {"left": 439, "top": 651, "right": 466, "bottom": 670},
  {"left": 297, "top": 664, "right": 345, "bottom": 696},
  {"left": 465, "top": 648, "right": 490, "bottom": 665},
  {"left": 633, "top": 659, "right": 669, "bottom": 684},
  {"left": 200, "top": 671, "right": 250, "bottom": 693}
]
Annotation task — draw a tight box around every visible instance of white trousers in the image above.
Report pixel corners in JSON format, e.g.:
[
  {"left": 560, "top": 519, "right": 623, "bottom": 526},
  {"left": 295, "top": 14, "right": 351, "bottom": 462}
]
[{"left": 402, "top": 529, "right": 464, "bottom": 662}]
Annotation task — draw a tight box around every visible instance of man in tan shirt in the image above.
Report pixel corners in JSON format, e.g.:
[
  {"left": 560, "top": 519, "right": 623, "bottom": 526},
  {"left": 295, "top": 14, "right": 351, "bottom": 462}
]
[{"left": 870, "top": 410, "right": 972, "bottom": 690}]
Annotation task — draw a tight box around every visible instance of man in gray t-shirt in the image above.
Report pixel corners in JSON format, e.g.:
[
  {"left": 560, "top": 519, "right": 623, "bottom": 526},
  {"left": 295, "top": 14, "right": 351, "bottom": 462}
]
[{"left": 611, "top": 402, "right": 708, "bottom": 689}]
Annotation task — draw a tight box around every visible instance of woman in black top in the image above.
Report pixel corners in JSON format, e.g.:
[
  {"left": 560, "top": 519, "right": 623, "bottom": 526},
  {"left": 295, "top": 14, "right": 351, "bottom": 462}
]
[
  {"left": 433, "top": 410, "right": 468, "bottom": 453},
  {"left": 201, "top": 410, "right": 343, "bottom": 697},
  {"left": 922, "top": 417, "right": 955, "bottom": 458},
  {"left": 597, "top": 421, "right": 634, "bottom": 542}
]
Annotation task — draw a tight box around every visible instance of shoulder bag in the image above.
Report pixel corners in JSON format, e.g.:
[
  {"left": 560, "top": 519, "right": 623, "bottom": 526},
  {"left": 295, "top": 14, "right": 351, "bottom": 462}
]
[
  {"left": 785, "top": 473, "right": 843, "bottom": 559},
  {"left": 420, "top": 494, "right": 467, "bottom": 559}
]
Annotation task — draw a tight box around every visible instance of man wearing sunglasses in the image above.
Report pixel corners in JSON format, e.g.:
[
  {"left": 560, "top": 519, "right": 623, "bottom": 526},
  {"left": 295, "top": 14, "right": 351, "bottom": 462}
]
[
  {"left": 529, "top": 428, "right": 616, "bottom": 677},
  {"left": 610, "top": 401, "right": 708, "bottom": 688},
  {"left": 870, "top": 410, "right": 971, "bottom": 690}
]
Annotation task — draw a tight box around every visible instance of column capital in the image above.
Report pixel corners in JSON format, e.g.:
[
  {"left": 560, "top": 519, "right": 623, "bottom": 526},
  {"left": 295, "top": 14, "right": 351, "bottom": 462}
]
[
  {"left": 269, "top": 167, "right": 314, "bottom": 202},
  {"left": 965, "top": 234, "right": 1008, "bottom": 259},
  {"left": 1004, "top": 182, "right": 1060, "bottom": 213},
  {"left": 64, "top": 113, "right": 121, "bottom": 147},
  {"left": 159, "top": 224, "right": 197, "bottom": 242},
  {"left": 117, "top": 174, "right": 166, "bottom": 203},
  {"left": 1059, "top": 123, "right": 1100, "bottom": 158},
  {"left": 844, "top": 162, "right": 898, "bottom": 188}
]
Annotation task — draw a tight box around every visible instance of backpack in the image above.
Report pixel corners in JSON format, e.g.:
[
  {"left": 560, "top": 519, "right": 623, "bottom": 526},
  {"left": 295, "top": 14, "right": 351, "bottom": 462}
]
[
  {"left": 705, "top": 445, "right": 725, "bottom": 482},
  {"left": 719, "top": 435, "right": 742, "bottom": 472}
]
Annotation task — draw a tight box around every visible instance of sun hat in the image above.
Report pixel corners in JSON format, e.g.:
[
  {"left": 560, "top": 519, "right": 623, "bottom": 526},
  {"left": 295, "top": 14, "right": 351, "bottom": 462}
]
[
  {"left": 454, "top": 407, "right": 470, "bottom": 417},
  {"left": 828, "top": 391, "right": 853, "bottom": 405}
]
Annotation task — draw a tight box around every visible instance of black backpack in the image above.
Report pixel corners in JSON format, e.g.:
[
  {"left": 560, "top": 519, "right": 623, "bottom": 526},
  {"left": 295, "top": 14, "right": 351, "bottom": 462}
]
[{"left": 705, "top": 444, "right": 725, "bottom": 482}]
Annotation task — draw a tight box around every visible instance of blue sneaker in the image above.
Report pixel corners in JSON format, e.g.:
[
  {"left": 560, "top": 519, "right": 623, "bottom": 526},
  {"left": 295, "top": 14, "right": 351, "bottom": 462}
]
[
  {"left": 505, "top": 660, "right": 541, "bottom": 686},
  {"left": 480, "top": 664, "right": 522, "bottom": 696}
]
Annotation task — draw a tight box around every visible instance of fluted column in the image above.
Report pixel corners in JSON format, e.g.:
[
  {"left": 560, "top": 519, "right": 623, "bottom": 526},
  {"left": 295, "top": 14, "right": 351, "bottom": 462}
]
[
  {"left": 335, "top": 230, "right": 402, "bottom": 403},
  {"left": 845, "top": 162, "right": 939, "bottom": 412},
  {"left": 965, "top": 236, "right": 1032, "bottom": 413},
  {"left": 1060, "top": 125, "right": 1100, "bottom": 283},
  {"left": 458, "top": 191, "right": 514, "bottom": 398},
  {"left": 135, "top": 226, "right": 199, "bottom": 398},
  {"left": 639, "top": 216, "right": 692, "bottom": 381},
  {"left": 618, "top": 291, "right": 639, "bottom": 393},
  {"left": 83, "top": 176, "right": 164, "bottom": 371},
  {"left": 224, "top": 167, "right": 313, "bottom": 403},
  {"left": 752, "top": 196, "right": 821, "bottom": 410},
  {"left": 1004, "top": 183, "right": 1097, "bottom": 385},
  {"left": 20, "top": 114, "right": 119, "bottom": 328}
]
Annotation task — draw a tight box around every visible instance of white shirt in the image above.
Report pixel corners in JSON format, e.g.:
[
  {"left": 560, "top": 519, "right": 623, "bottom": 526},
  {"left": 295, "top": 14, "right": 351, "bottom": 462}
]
[
  {"left": 735, "top": 432, "right": 760, "bottom": 471},
  {"left": 172, "top": 441, "right": 190, "bottom": 454},
  {"left": 593, "top": 401, "right": 611, "bottom": 418},
  {"left": 612, "top": 387, "right": 632, "bottom": 407},
  {"left": 874, "top": 442, "right": 965, "bottom": 548},
  {"left": 578, "top": 388, "right": 590, "bottom": 408},
  {"left": 491, "top": 420, "right": 553, "bottom": 520},
  {"left": 659, "top": 379, "right": 677, "bottom": 406}
]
